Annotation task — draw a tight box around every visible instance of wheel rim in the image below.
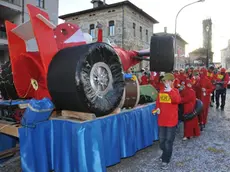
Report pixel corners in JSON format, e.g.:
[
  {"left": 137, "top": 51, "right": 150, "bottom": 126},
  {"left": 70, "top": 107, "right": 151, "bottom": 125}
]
[{"left": 90, "top": 62, "right": 113, "bottom": 96}]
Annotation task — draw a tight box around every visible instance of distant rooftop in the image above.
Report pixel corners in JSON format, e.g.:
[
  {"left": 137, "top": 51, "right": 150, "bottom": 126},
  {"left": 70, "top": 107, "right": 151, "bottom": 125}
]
[
  {"left": 154, "top": 32, "right": 188, "bottom": 44},
  {"left": 59, "top": 0, "right": 159, "bottom": 24}
]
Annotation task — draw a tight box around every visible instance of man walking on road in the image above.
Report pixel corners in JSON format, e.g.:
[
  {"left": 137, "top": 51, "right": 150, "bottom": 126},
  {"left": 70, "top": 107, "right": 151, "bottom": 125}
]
[
  {"left": 153, "top": 73, "right": 181, "bottom": 170},
  {"left": 215, "top": 68, "right": 229, "bottom": 110}
]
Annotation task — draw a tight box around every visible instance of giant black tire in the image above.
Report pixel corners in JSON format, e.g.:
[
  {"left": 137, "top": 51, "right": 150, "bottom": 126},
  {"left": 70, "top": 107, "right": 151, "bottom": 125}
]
[
  {"left": 150, "top": 35, "right": 174, "bottom": 72},
  {"left": 0, "top": 61, "right": 18, "bottom": 100},
  {"left": 48, "top": 43, "right": 125, "bottom": 116}
]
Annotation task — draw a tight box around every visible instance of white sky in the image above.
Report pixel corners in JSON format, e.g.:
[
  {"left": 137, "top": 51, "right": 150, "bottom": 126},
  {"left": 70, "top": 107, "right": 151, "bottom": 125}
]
[{"left": 59, "top": 0, "right": 230, "bottom": 62}]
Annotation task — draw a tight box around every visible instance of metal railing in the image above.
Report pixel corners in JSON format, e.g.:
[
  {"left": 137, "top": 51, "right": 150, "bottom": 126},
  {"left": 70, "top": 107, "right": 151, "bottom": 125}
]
[
  {"left": 1, "top": 0, "right": 21, "bottom": 6},
  {"left": 0, "top": 31, "right": 7, "bottom": 39}
]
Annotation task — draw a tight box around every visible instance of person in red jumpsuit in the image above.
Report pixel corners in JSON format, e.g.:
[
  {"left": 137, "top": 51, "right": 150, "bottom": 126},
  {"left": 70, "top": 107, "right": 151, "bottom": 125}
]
[
  {"left": 152, "top": 73, "right": 181, "bottom": 170},
  {"left": 180, "top": 80, "right": 200, "bottom": 140},
  {"left": 187, "top": 69, "right": 193, "bottom": 79},
  {"left": 140, "top": 71, "right": 149, "bottom": 85},
  {"left": 215, "top": 68, "right": 229, "bottom": 110},
  {"left": 178, "top": 69, "right": 187, "bottom": 85},
  {"left": 151, "top": 72, "right": 160, "bottom": 89},
  {"left": 192, "top": 70, "right": 201, "bottom": 99},
  {"left": 196, "top": 68, "right": 213, "bottom": 130},
  {"left": 207, "top": 66, "right": 216, "bottom": 106},
  {"left": 149, "top": 71, "right": 155, "bottom": 86}
]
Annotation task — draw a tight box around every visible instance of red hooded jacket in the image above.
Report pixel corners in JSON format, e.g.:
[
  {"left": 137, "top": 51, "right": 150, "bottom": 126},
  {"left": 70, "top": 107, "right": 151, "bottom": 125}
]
[
  {"left": 180, "top": 83, "right": 196, "bottom": 114},
  {"left": 141, "top": 75, "right": 148, "bottom": 85},
  {"left": 196, "top": 68, "right": 213, "bottom": 98},
  {"left": 156, "top": 88, "right": 181, "bottom": 127},
  {"left": 215, "top": 71, "right": 229, "bottom": 88}
]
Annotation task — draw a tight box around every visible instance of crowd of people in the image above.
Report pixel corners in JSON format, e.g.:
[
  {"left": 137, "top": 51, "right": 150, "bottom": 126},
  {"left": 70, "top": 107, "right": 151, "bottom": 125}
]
[{"left": 138, "top": 66, "right": 229, "bottom": 170}]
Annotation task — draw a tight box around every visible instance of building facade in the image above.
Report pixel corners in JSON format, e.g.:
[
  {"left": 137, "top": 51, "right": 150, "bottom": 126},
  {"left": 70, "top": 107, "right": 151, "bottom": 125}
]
[
  {"left": 59, "top": 0, "right": 159, "bottom": 71},
  {"left": 0, "top": 0, "right": 59, "bottom": 64},
  {"left": 221, "top": 40, "right": 230, "bottom": 69},
  {"left": 155, "top": 28, "right": 188, "bottom": 70}
]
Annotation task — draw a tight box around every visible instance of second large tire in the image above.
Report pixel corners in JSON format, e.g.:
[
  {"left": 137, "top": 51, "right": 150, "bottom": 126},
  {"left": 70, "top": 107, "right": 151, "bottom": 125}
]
[
  {"left": 48, "top": 43, "right": 125, "bottom": 116},
  {"left": 0, "top": 61, "right": 18, "bottom": 100}
]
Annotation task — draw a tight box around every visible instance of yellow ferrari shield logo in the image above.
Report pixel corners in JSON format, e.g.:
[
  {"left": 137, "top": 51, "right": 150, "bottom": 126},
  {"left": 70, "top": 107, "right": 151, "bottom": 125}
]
[
  {"left": 31, "top": 79, "right": 38, "bottom": 91},
  {"left": 217, "top": 74, "right": 224, "bottom": 80},
  {"left": 159, "top": 93, "right": 171, "bottom": 103}
]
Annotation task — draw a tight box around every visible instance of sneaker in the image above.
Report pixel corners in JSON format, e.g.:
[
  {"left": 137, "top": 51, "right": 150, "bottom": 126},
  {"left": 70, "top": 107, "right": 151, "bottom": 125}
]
[
  {"left": 159, "top": 157, "right": 162, "bottom": 162},
  {"left": 161, "top": 162, "right": 169, "bottom": 170},
  {"left": 216, "top": 105, "right": 219, "bottom": 109},
  {"left": 200, "top": 124, "right": 204, "bottom": 131},
  {"left": 182, "top": 137, "right": 188, "bottom": 141}
]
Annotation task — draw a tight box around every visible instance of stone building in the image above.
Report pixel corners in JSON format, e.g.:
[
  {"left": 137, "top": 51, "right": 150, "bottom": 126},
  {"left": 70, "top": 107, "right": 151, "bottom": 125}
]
[
  {"left": 59, "top": 0, "right": 159, "bottom": 71},
  {"left": 155, "top": 27, "right": 187, "bottom": 70},
  {"left": 221, "top": 40, "right": 230, "bottom": 69},
  {"left": 0, "top": 0, "right": 59, "bottom": 64}
]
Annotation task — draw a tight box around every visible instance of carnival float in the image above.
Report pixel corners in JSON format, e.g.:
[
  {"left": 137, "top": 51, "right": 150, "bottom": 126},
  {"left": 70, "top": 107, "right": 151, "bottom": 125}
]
[{"left": 0, "top": 4, "right": 174, "bottom": 117}]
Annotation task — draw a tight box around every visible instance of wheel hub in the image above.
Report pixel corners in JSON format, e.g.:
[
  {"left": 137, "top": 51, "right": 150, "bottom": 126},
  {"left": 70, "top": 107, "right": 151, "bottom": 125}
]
[{"left": 90, "top": 62, "right": 113, "bottom": 96}]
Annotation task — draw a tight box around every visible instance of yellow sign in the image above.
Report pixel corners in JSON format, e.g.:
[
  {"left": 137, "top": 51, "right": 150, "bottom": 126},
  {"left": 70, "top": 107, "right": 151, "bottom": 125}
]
[
  {"left": 207, "top": 72, "right": 213, "bottom": 77},
  {"left": 217, "top": 74, "right": 224, "bottom": 80},
  {"left": 131, "top": 75, "right": 137, "bottom": 81},
  {"left": 159, "top": 93, "right": 171, "bottom": 103},
  {"left": 31, "top": 78, "right": 39, "bottom": 91}
]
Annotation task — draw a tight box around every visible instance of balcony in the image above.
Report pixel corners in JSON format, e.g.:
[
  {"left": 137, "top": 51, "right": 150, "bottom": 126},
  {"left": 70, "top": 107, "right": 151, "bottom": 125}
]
[
  {"left": 0, "top": 0, "right": 22, "bottom": 13},
  {"left": 0, "top": 31, "right": 8, "bottom": 46}
]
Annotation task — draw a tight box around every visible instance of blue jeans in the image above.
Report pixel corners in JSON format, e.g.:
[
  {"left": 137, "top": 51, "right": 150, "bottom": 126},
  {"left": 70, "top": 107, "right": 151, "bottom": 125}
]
[{"left": 159, "top": 126, "right": 177, "bottom": 163}]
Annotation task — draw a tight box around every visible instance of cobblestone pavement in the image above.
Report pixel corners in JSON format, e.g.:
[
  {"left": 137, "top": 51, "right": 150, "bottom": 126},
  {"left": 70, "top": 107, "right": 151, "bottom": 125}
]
[
  {"left": 1, "top": 90, "right": 230, "bottom": 172},
  {"left": 108, "top": 89, "right": 230, "bottom": 172}
]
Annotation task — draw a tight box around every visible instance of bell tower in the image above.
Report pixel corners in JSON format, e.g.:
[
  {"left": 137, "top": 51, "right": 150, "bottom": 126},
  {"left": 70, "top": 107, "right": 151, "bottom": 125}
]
[{"left": 203, "top": 18, "right": 213, "bottom": 62}]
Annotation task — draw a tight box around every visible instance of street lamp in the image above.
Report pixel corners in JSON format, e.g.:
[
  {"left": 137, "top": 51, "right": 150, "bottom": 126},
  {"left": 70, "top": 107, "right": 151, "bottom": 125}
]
[
  {"left": 174, "top": 0, "right": 205, "bottom": 69},
  {"left": 206, "top": 25, "right": 210, "bottom": 68}
]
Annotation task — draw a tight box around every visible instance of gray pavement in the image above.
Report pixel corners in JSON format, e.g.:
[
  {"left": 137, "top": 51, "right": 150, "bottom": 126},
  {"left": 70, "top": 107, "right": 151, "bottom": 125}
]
[
  {"left": 1, "top": 89, "right": 230, "bottom": 172},
  {"left": 108, "top": 89, "right": 230, "bottom": 172}
]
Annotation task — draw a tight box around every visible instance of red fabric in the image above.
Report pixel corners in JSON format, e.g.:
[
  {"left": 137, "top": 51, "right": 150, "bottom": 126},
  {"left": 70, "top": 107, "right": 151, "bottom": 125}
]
[
  {"left": 174, "top": 78, "right": 180, "bottom": 88},
  {"left": 180, "top": 87, "right": 200, "bottom": 137},
  {"left": 12, "top": 52, "right": 51, "bottom": 100},
  {"left": 97, "top": 28, "right": 103, "bottom": 42},
  {"left": 178, "top": 73, "right": 187, "bottom": 84},
  {"left": 207, "top": 71, "right": 216, "bottom": 90},
  {"left": 192, "top": 76, "right": 201, "bottom": 99},
  {"left": 151, "top": 73, "right": 160, "bottom": 89},
  {"left": 155, "top": 88, "right": 181, "bottom": 127},
  {"left": 196, "top": 68, "right": 212, "bottom": 125},
  {"left": 141, "top": 75, "right": 148, "bottom": 85},
  {"left": 220, "top": 68, "right": 226, "bottom": 73}
]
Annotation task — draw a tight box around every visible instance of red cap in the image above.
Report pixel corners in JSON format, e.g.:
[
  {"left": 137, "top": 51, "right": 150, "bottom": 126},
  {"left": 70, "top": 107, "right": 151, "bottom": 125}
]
[
  {"left": 220, "top": 68, "right": 226, "bottom": 73},
  {"left": 186, "top": 79, "right": 192, "bottom": 86}
]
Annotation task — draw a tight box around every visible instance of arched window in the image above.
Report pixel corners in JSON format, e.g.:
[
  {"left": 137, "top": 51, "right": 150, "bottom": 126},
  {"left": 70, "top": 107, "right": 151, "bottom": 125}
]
[
  {"left": 89, "top": 24, "right": 96, "bottom": 38},
  {"left": 109, "top": 21, "right": 115, "bottom": 36}
]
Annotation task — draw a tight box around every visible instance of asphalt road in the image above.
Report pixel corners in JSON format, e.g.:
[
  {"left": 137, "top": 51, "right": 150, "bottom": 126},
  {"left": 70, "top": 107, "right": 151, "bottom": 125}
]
[{"left": 1, "top": 89, "right": 230, "bottom": 172}]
